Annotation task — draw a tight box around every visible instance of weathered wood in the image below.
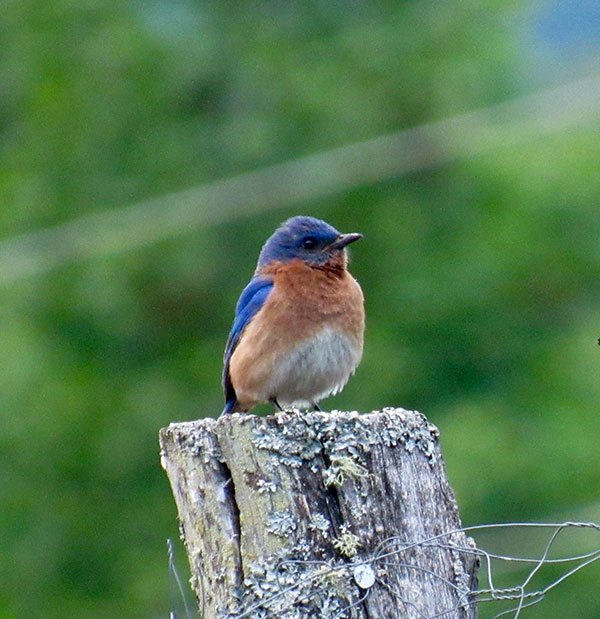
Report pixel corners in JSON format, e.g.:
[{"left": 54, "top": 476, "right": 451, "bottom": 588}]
[{"left": 159, "top": 408, "right": 478, "bottom": 618}]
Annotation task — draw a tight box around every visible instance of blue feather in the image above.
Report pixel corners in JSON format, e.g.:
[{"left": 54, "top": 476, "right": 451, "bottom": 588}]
[{"left": 222, "top": 275, "right": 273, "bottom": 414}]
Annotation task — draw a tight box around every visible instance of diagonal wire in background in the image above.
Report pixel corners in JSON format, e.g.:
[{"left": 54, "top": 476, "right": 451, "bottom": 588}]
[{"left": 1, "top": 74, "right": 600, "bottom": 286}]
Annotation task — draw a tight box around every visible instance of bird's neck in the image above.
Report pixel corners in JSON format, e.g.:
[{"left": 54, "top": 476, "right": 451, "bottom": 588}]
[
  {"left": 258, "top": 255, "right": 347, "bottom": 279},
  {"left": 313, "top": 254, "right": 347, "bottom": 277}
]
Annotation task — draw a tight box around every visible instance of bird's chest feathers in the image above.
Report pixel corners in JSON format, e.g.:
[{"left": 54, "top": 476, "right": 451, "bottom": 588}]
[
  {"left": 260, "top": 259, "right": 363, "bottom": 335},
  {"left": 230, "top": 258, "right": 364, "bottom": 407}
]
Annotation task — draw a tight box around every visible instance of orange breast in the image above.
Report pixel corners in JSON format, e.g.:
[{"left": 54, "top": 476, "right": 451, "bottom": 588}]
[
  {"left": 260, "top": 258, "right": 364, "bottom": 341},
  {"left": 228, "top": 258, "right": 364, "bottom": 409}
]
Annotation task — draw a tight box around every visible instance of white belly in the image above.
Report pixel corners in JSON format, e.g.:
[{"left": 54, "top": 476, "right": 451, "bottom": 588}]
[{"left": 262, "top": 326, "right": 362, "bottom": 408}]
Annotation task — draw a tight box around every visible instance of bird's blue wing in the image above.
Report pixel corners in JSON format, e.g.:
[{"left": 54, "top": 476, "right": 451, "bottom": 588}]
[{"left": 222, "top": 275, "right": 274, "bottom": 413}]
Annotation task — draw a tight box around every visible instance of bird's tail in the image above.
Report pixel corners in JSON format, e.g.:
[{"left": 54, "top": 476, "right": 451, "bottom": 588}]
[{"left": 220, "top": 399, "right": 238, "bottom": 417}]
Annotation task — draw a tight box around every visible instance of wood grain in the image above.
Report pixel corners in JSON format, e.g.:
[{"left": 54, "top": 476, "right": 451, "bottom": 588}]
[{"left": 160, "top": 408, "right": 478, "bottom": 618}]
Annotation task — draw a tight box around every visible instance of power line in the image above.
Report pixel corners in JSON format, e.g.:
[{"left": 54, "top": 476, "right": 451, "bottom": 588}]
[{"left": 1, "top": 74, "right": 600, "bottom": 286}]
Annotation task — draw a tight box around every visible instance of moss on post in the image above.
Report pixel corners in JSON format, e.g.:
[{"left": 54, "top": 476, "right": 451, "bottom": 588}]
[{"left": 159, "top": 408, "right": 478, "bottom": 618}]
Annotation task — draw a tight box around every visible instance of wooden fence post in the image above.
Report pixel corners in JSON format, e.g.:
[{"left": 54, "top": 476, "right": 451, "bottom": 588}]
[{"left": 159, "top": 408, "right": 478, "bottom": 618}]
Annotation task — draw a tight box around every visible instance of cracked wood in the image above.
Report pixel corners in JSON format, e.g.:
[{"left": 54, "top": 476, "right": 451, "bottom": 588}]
[{"left": 159, "top": 408, "right": 479, "bottom": 618}]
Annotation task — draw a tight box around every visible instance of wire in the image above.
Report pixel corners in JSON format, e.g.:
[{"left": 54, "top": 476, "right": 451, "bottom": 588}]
[
  {"left": 227, "top": 521, "right": 600, "bottom": 619},
  {"left": 1, "top": 74, "right": 600, "bottom": 286},
  {"left": 167, "top": 539, "right": 193, "bottom": 619}
]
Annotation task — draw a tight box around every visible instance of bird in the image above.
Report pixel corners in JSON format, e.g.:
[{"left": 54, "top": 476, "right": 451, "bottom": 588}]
[{"left": 221, "top": 215, "right": 364, "bottom": 415}]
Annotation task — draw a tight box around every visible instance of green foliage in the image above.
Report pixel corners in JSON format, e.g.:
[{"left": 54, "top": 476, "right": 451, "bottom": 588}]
[{"left": 1, "top": 0, "right": 599, "bottom": 617}]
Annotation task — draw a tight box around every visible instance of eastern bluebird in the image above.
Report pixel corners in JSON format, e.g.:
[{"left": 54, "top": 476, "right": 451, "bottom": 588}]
[{"left": 222, "top": 216, "right": 364, "bottom": 415}]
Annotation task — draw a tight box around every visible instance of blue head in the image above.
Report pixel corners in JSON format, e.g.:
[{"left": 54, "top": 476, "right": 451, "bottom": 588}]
[{"left": 256, "top": 216, "right": 362, "bottom": 269}]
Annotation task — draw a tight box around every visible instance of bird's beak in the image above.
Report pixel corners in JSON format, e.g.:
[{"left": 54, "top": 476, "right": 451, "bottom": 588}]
[{"left": 329, "top": 232, "right": 363, "bottom": 250}]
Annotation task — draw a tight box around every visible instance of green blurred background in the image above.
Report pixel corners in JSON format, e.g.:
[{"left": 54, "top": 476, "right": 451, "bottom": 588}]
[{"left": 1, "top": 0, "right": 599, "bottom": 617}]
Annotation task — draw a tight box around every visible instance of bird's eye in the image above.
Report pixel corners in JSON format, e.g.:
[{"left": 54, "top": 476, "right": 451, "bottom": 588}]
[{"left": 301, "top": 237, "right": 317, "bottom": 249}]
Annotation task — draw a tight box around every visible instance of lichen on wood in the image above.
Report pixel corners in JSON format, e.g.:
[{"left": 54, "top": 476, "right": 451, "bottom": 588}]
[{"left": 159, "top": 408, "right": 478, "bottom": 618}]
